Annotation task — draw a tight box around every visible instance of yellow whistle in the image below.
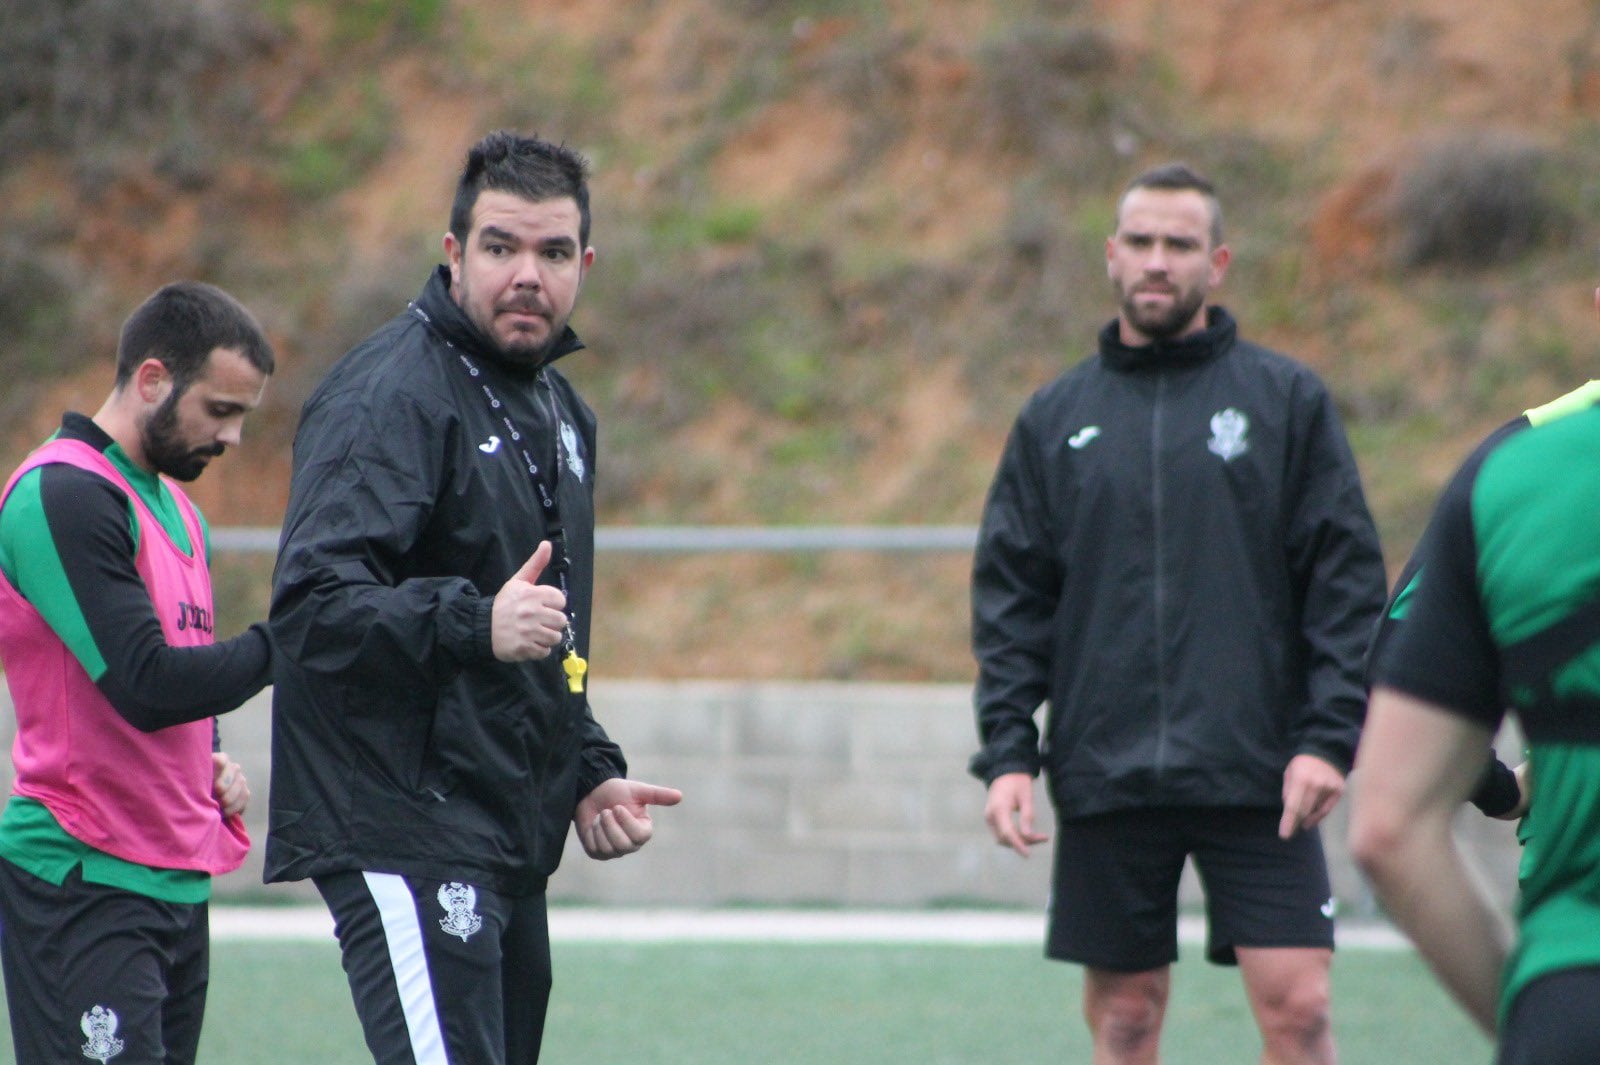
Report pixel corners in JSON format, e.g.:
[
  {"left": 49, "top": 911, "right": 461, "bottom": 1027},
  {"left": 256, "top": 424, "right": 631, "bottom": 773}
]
[{"left": 563, "top": 651, "right": 588, "bottom": 693}]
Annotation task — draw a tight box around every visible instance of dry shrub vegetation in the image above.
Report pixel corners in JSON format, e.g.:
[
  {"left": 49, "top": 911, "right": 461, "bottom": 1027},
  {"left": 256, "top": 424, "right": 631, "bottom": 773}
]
[{"left": 4, "top": 0, "right": 1599, "bottom": 681}]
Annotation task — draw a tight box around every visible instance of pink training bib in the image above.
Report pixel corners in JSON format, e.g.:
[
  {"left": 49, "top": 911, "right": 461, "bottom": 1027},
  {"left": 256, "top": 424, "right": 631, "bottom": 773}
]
[{"left": 0, "top": 438, "right": 249, "bottom": 874}]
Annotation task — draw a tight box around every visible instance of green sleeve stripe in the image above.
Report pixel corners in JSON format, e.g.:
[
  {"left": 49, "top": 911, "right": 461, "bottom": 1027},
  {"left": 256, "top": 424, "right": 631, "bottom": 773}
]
[
  {"left": 1388, "top": 568, "right": 1423, "bottom": 621},
  {"left": 0, "top": 469, "right": 109, "bottom": 679}
]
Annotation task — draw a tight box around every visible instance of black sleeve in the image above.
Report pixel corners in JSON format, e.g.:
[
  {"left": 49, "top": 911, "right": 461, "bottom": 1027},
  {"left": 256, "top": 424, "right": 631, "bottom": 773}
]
[
  {"left": 1366, "top": 556, "right": 1423, "bottom": 691},
  {"left": 1281, "top": 380, "right": 1388, "bottom": 773},
  {"left": 559, "top": 395, "right": 628, "bottom": 795},
  {"left": 1367, "top": 418, "right": 1529, "bottom": 685},
  {"left": 969, "top": 407, "right": 1060, "bottom": 783},
  {"left": 38, "top": 465, "right": 272, "bottom": 732},
  {"left": 1371, "top": 451, "right": 1506, "bottom": 730},
  {"left": 270, "top": 379, "right": 495, "bottom": 690}
]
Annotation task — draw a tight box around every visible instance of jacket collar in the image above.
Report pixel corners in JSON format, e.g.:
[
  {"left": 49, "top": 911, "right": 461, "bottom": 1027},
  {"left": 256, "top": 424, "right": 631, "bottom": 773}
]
[
  {"left": 412, "top": 265, "right": 585, "bottom": 377},
  {"left": 1097, "top": 306, "right": 1236, "bottom": 373}
]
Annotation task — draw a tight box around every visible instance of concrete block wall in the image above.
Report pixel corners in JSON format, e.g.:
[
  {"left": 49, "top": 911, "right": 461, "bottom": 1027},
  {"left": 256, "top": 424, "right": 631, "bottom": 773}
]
[
  {"left": 0, "top": 682, "right": 1526, "bottom": 915},
  {"left": 551, "top": 682, "right": 1051, "bottom": 908}
]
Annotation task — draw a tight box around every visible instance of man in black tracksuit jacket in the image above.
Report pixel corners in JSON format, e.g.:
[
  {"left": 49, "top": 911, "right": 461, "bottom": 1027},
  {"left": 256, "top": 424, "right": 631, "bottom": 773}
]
[
  {"left": 971, "top": 164, "right": 1385, "bottom": 1064},
  {"left": 267, "top": 132, "right": 680, "bottom": 1064}
]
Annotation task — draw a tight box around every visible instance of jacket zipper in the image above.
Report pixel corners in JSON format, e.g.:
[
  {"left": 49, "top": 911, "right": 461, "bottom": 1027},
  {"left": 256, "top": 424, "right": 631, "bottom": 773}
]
[
  {"left": 531, "top": 368, "right": 576, "bottom": 873},
  {"left": 535, "top": 370, "right": 559, "bottom": 475},
  {"left": 1151, "top": 374, "right": 1169, "bottom": 782}
]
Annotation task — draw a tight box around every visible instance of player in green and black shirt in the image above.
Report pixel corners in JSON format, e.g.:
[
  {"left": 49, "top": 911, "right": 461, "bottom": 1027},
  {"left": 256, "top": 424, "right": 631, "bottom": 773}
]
[
  {"left": 1353, "top": 358, "right": 1600, "bottom": 1063},
  {"left": 1364, "top": 405, "right": 1554, "bottom": 823}
]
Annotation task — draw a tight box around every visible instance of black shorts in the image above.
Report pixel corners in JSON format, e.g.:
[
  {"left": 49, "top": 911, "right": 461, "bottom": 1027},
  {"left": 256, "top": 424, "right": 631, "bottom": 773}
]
[
  {"left": 1497, "top": 966, "right": 1600, "bottom": 1065},
  {"left": 1046, "top": 806, "right": 1334, "bottom": 971},
  {"left": 315, "top": 870, "right": 552, "bottom": 1065},
  {"left": 0, "top": 856, "right": 210, "bottom": 1065}
]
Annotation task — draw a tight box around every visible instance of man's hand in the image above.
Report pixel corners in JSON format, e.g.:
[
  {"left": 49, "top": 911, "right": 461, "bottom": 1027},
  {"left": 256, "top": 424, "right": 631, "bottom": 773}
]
[
  {"left": 575, "top": 778, "right": 683, "bottom": 860},
  {"left": 491, "top": 541, "right": 568, "bottom": 662},
  {"left": 213, "top": 751, "right": 249, "bottom": 817},
  {"left": 1279, "top": 753, "right": 1345, "bottom": 839},
  {"left": 984, "top": 771, "right": 1050, "bottom": 857}
]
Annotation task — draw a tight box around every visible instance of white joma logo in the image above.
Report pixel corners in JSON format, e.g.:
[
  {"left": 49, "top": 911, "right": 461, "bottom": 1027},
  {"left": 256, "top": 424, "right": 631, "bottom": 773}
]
[
  {"left": 1068, "top": 426, "right": 1101, "bottom": 449},
  {"left": 478, "top": 435, "right": 502, "bottom": 454}
]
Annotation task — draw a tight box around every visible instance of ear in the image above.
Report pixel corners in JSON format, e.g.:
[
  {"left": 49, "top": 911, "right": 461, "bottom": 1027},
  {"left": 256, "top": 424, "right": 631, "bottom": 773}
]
[
  {"left": 443, "top": 231, "right": 463, "bottom": 288},
  {"left": 1208, "top": 243, "right": 1232, "bottom": 288},
  {"left": 132, "top": 358, "right": 175, "bottom": 405},
  {"left": 1105, "top": 235, "right": 1116, "bottom": 279}
]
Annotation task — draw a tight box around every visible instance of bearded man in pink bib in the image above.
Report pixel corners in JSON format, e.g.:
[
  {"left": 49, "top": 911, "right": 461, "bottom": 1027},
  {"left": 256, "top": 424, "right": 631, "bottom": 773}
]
[{"left": 0, "top": 281, "right": 275, "bottom": 1065}]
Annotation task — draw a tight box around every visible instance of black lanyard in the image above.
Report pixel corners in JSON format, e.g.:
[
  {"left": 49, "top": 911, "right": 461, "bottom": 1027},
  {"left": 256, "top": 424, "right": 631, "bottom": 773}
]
[{"left": 412, "top": 304, "right": 588, "bottom": 692}]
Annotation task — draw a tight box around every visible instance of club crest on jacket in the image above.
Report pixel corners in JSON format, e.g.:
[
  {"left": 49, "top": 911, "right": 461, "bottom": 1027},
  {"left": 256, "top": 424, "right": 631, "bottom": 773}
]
[
  {"left": 560, "top": 421, "right": 586, "bottom": 482},
  {"left": 1207, "top": 408, "right": 1250, "bottom": 461}
]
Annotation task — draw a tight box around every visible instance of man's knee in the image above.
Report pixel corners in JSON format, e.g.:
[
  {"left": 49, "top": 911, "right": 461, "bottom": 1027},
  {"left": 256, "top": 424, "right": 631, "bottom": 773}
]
[
  {"left": 1260, "top": 980, "right": 1331, "bottom": 1041},
  {"left": 1085, "top": 969, "right": 1169, "bottom": 1055},
  {"left": 1250, "top": 965, "right": 1333, "bottom": 1059}
]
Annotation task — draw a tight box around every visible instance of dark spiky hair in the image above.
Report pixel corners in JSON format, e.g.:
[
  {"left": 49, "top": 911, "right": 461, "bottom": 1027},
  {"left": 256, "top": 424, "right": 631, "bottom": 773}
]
[{"left": 448, "top": 131, "right": 592, "bottom": 248}]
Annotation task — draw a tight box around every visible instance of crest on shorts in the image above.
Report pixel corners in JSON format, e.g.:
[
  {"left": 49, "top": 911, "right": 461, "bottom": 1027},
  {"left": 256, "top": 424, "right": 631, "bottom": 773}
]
[
  {"left": 438, "top": 881, "right": 483, "bottom": 942},
  {"left": 1206, "top": 408, "right": 1250, "bottom": 461},
  {"left": 80, "top": 1004, "right": 125, "bottom": 1063},
  {"left": 559, "top": 421, "right": 586, "bottom": 483}
]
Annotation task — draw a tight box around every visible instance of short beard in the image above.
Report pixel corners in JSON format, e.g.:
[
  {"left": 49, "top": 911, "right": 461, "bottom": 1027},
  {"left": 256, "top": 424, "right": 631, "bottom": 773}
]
[
  {"left": 489, "top": 299, "right": 572, "bottom": 367},
  {"left": 455, "top": 274, "right": 567, "bottom": 367},
  {"left": 1119, "top": 287, "right": 1207, "bottom": 343},
  {"left": 141, "top": 389, "right": 221, "bottom": 482},
  {"left": 491, "top": 327, "right": 563, "bottom": 367}
]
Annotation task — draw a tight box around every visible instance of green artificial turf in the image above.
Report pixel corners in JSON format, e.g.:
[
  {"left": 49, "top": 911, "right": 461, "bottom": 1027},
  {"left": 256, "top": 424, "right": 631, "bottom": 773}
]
[{"left": 0, "top": 933, "right": 1487, "bottom": 1063}]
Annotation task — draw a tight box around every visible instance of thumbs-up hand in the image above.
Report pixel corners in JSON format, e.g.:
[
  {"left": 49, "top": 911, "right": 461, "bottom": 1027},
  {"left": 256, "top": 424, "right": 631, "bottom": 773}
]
[{"left": 491, "top": 541, "right": 568, "bottom": 662}]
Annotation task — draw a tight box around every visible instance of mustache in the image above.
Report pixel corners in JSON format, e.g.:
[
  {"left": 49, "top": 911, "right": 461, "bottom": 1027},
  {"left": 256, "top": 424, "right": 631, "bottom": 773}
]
[{"left": 498, "top": 296, "right": 550, "bottom": 316}]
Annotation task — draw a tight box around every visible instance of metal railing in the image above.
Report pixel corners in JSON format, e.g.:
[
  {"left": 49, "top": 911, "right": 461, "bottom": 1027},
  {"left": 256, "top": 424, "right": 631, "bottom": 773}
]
[{"left": 212, "top": 525, "right": 980, "bottom": 554}]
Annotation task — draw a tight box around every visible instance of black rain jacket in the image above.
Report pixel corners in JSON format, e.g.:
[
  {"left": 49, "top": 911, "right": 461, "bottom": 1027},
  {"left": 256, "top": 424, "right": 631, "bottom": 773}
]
[
  {"left": 970, "top": 308, "right": 1385, "bottom": 819},
  {"left": 265, "top": 266, "right": 625, "bottom": 894}
]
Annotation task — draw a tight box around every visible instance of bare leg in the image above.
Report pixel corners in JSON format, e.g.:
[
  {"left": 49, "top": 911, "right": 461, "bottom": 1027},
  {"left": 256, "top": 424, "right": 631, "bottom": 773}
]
[
  {"left": 1084, "top": 965, "right": 1170, "bottom": 1065},
  {"left": 1236, "top": 946, "right": 1336, "bottom": 1065}
]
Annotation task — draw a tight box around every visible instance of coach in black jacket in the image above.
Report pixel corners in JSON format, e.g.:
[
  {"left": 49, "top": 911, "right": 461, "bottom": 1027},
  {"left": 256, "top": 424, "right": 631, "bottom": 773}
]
[
  {"left": 267, "top": 131, "right": 680, "bottom": 1064},
  {"left": 971, "top": 164, "right": 1385, "bottom": 1065}
]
